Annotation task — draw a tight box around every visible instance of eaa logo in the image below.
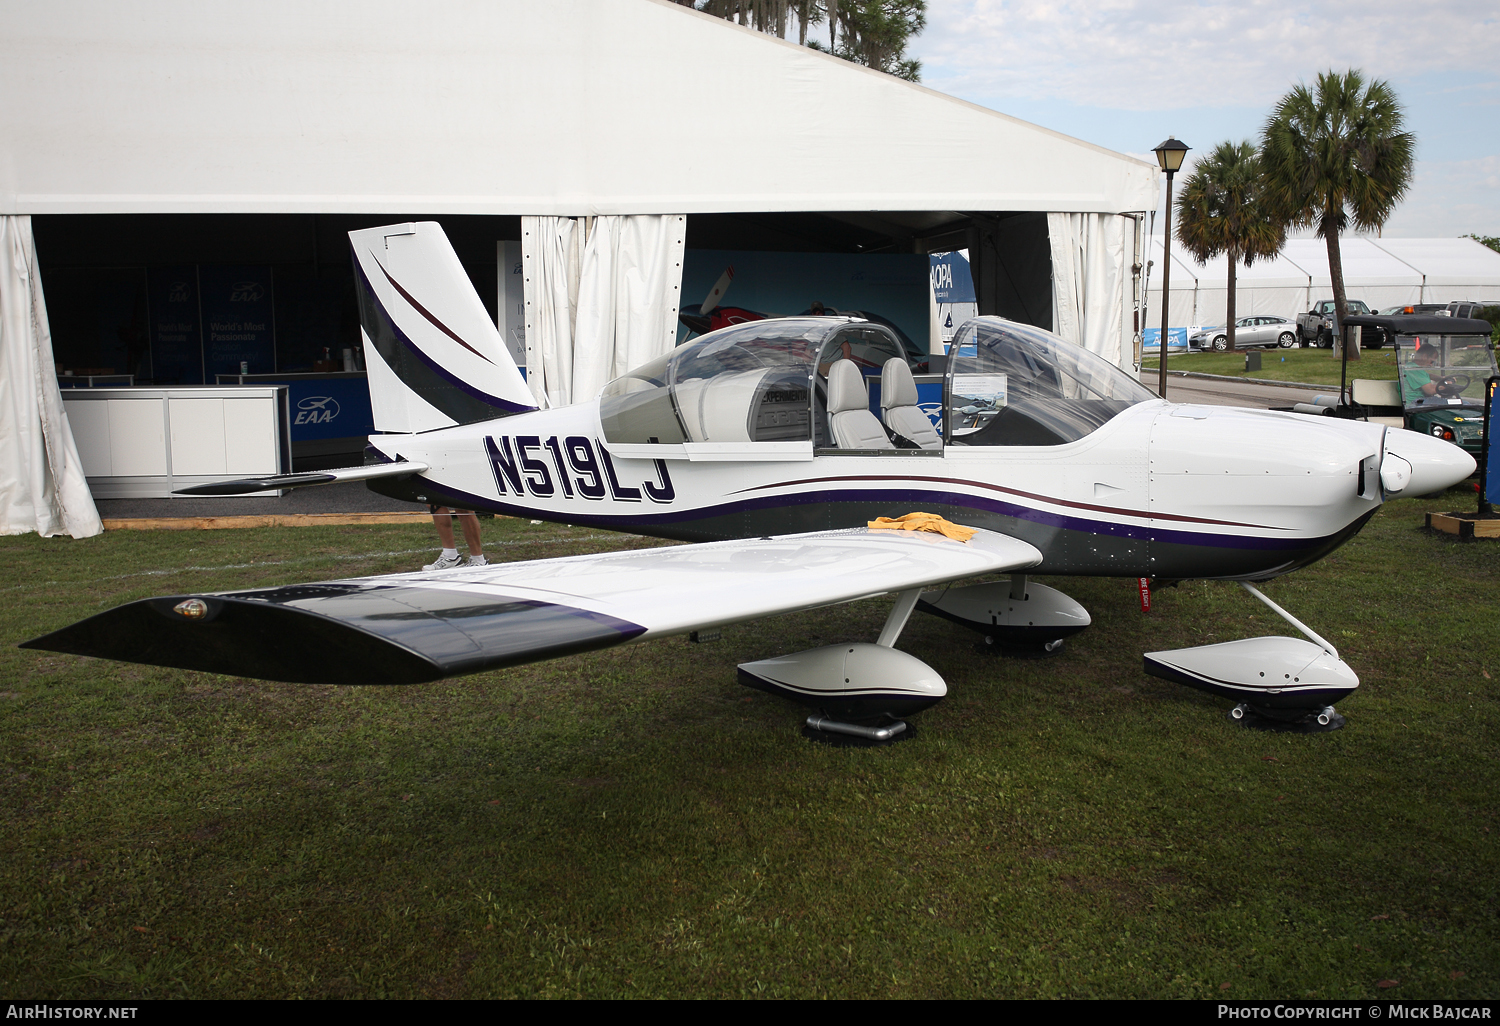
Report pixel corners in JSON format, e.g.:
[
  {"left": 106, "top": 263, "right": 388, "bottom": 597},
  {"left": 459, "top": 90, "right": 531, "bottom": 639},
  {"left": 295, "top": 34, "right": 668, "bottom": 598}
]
[
  {"left": 294, "top": 396, "right": 340, "bottom": 425},
  {"left": 229, "top": 281, "right": 265, "bottom": 302},
  {"left": 168, "top": 281, "right": 191, "bottom": 303}
]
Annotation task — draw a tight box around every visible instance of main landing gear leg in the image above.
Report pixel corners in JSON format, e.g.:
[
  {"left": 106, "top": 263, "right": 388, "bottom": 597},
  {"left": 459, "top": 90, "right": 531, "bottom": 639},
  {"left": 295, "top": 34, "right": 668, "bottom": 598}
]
[{"left": 800, "top": 589, "right": 925, "bottom": 745}]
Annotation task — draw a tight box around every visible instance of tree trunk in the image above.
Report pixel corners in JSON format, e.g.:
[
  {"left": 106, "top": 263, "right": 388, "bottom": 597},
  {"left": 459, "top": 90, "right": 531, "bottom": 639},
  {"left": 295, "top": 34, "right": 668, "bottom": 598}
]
[
  {"left": 827, "top": 0, "right": 838, "bottom": 49},
  {"left": 1324, "top": 222, "right": 1361, "bottom": 361},
  {"left": 798, "top": 0, "right": 808, "bottom": 44},
  {"left": 1225, "top": 251, "right": 1238, "bottom": 352}
]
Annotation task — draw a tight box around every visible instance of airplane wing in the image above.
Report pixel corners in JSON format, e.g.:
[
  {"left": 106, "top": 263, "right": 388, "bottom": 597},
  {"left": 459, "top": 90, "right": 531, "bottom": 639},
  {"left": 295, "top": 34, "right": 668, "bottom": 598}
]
[
  {"left": 23, "top": 528, "right": 1040, "bottom": 686},
  {"left": 172, "top": 460, "right": 430, "bottom": 496}
]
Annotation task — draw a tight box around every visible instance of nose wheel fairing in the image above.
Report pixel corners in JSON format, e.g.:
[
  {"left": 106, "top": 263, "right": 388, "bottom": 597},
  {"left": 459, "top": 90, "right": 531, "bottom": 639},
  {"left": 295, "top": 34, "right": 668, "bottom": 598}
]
[
  {"left": 1143, "top": 582, "right": 1358, "bottom": 729},
  {"left": 1144, "top": 636, "right": 1359, "bottom": 712}
]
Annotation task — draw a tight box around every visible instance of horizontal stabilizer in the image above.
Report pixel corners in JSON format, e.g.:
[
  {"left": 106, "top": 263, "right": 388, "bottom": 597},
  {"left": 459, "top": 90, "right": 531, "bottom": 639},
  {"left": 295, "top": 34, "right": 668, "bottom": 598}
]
[
  {"left": 173, "top": 461, "right": 430, "bottom": 496},
  {"left": 23, "top": 527, "right": 1040, "bottom": 685}
]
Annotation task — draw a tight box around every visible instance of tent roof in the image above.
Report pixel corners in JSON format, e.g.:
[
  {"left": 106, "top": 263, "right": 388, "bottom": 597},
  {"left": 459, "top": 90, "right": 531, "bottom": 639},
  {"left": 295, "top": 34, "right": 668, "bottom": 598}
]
[
  {"left": 0, "top": 0, "right": 1158, "bottom": 217},
  {"left": 1365, "top": 237, "right": 1500, "bottom": 286},
  {"left": 1148, "top": 236, "right": 1500, "bottom": 290}
]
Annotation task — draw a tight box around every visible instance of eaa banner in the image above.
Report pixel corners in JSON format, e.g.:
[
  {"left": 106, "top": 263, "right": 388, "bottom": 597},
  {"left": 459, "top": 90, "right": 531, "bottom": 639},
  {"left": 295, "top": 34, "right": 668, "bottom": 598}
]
[{"left": 200, "top": 266, "right": 275, "bottom": 377}]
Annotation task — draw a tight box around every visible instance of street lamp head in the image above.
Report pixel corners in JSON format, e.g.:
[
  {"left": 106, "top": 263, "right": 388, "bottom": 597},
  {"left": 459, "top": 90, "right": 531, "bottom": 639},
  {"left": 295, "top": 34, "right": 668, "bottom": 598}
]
[{"left": 1153, "top": 137, "right": 1190, "bottom": 173}]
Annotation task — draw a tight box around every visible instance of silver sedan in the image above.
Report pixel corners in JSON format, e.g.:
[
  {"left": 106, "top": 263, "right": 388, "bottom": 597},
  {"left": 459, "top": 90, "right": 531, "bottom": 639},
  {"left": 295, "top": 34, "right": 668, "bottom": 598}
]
[{"left": 1191, "top": 316, "right": 1299, "bottom": 351}]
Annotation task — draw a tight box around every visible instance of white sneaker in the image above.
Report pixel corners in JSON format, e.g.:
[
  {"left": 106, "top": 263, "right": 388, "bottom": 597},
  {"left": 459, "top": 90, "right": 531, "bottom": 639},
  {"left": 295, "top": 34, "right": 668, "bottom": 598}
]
[
  {"left": 422, "top": 552, "right": 464, "bottom": 571},
  {"left": 465, "top": 555, "right": 488, "bottom": 567}
]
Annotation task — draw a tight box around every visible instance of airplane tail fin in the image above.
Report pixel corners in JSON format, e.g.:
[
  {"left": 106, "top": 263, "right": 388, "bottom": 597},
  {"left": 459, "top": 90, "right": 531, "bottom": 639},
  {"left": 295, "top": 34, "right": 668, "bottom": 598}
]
[{"left": 349, "top": 222, "right": 536, "bottom": 433}]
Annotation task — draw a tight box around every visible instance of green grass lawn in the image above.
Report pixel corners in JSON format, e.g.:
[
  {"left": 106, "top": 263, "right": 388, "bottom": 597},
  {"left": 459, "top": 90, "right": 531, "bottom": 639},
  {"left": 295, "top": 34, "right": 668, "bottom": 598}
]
[
  {"left": 1, "top": 502, "right": 1497, "bottom": 999},
  {"left": 1144, "top": 348, "right": 1398, "bottom": 387}
]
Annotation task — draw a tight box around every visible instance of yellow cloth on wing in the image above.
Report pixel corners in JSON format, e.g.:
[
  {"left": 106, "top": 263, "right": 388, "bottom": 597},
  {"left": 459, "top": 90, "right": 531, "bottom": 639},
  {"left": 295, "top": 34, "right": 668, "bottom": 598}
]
[{"left": 867, "top": 512, "right": 977, "bottom": 542}]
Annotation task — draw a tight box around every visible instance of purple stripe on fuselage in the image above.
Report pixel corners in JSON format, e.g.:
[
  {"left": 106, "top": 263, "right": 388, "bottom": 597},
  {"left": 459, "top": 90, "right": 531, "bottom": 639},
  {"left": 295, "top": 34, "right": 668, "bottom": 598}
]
[
  {"left": 734, "top": 473, "right": 1282, "bottom": 530},
  {"left": 411, "top": 476, "right": 1334, "bottom": 553}
]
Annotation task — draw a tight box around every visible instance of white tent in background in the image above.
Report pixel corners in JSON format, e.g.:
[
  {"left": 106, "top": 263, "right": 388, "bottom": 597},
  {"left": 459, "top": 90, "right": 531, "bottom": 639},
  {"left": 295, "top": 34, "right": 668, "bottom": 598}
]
[
  {"left": 1145, "top": 236, "right": 1500, "bottom": 330},
  {"left": 1, "top": 0, "right": 1159, "bottom": 377}
]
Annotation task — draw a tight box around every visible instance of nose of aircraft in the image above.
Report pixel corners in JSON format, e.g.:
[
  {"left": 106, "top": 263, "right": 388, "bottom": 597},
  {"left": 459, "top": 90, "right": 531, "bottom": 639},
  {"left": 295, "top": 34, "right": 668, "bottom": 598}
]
[{"left": 1381, "top": 428, "right": 1477, "bottom": 496}]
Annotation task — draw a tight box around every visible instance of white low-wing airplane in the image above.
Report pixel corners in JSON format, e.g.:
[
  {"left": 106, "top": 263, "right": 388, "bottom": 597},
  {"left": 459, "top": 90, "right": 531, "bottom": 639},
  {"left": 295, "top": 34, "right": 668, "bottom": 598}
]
[{"left": 24, "top": 223, "right": 1476, "bottom": 740}]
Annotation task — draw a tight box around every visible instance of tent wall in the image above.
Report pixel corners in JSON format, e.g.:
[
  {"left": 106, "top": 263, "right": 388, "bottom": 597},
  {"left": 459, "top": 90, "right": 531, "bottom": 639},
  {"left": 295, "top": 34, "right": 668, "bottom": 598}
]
[
  {"left": 0, "top": 216, "right": 102, "bottom": 538},
  {"left": 522, "top": 214, "right": 686, "bottom": 408},
  {"left": 1047, "top": 213, "right": 1134, "bottom": 372}
]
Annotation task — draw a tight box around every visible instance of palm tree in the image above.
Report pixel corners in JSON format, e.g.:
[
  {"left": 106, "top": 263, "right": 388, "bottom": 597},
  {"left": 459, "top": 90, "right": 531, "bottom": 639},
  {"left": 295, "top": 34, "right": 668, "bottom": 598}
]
[
  {"left": 1261, "top": 70, "right": 1414, "bottom": 361},
  {"left": 1175, "top": 141, "right": 1286, "bottom": 352},
  {"left": 679, "top": 1, "right": 926, "bottom": 81}
]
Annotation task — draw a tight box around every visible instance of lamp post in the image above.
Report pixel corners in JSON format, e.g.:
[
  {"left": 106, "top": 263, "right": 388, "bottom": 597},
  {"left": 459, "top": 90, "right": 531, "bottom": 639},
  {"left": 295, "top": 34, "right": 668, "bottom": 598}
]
[{"left": 1153, "top": 137, "right": 1190, "bottom": 399}]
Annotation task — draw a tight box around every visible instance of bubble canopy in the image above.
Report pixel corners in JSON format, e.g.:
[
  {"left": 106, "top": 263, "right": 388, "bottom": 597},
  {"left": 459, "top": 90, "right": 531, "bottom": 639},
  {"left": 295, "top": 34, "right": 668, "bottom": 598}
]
[
  {"left": 599, "top": 315, "right": 1157, "bottom": 450},
  {"left": 946, "top": 318, "right": 1157, "bottom": 446},
  {"left": 599, "top": 318, "right": 873, "bottom": 446}
]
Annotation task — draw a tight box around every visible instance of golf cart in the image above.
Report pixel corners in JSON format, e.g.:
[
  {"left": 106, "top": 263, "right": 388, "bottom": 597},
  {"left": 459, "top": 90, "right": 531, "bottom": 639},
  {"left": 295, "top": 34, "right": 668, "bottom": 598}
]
[{"left": 1341, "top": 314, "right": 1496, "bottom": 460}]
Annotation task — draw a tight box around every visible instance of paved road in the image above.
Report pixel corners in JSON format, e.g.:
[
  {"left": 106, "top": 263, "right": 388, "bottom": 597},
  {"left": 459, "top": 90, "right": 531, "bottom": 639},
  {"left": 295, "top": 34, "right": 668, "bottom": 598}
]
[{"left": 1137, "top": 371, "right": 1337, "bottom": 410}]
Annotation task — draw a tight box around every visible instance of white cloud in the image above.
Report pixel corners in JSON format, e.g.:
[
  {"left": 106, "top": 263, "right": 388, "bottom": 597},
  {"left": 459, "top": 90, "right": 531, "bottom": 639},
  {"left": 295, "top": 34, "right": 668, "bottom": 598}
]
[
  {"left": 1380, "top": 156, "right": 1500, "bottom": 236},
  {"left": 915, "top": 0, "right": 1500, "bottom": 112}
]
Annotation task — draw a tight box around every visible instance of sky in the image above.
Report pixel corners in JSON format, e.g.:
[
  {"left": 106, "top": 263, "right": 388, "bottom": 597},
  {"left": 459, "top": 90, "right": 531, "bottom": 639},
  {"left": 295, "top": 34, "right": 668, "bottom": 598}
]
[{"left": 906, "top": 0, "right": 1500, "bottom": 238}]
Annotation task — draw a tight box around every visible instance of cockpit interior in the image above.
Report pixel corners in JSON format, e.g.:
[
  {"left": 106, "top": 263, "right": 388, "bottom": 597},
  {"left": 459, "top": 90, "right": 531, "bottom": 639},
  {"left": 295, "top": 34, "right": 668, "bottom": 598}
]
[{"left": 598, "top": 316, "right": 1154, "bottom": 453}]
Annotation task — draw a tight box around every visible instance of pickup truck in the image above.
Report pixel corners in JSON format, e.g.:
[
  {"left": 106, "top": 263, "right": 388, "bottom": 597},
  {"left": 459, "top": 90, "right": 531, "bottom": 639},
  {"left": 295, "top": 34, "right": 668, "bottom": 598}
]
[{"left": 1296, "top": 299, "right": 1371, "bottom": 347}]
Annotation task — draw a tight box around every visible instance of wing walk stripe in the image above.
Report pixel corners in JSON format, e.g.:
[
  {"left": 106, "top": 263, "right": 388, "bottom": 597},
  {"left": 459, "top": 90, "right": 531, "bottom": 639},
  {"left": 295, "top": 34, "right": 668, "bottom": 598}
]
[{"left": 732, "top": 474, "right": 1282, "bottom": 531}]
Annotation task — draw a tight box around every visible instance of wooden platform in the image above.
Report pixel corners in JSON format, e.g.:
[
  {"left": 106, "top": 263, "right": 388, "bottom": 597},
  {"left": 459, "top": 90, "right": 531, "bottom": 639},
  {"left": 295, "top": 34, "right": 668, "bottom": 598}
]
[
  {"left": 102, "top": 511, "right": 433, "bottom": 531},
  {"left": 1426, "top": 511, "right": 1500, "bottom": 541}
]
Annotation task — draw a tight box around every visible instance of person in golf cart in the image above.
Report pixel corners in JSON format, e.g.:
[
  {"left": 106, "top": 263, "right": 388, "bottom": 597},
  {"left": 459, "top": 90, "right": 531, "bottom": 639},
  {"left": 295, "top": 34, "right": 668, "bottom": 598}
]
[
  {"left": 1401, "top": 341, "right": 1442, "bottom": 403},
  {"left": 1343, "top": 314, "right": 1496, "bottom": 459}
]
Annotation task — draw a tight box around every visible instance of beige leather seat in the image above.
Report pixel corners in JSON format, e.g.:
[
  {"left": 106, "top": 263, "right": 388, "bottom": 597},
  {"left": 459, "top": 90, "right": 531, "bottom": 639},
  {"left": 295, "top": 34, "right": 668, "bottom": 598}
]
[
  {"left": 827, "top": 360, "right": 892, "bottom": 449},
  {"left": 880, "top": 357, "right": 942, "bottom": 449},
  {"left": 1351, "top": 378, "right": 1400, "bottom": 406},
  {"left": 1351, "top": 378, "right": 1404, "bottom": 427}
]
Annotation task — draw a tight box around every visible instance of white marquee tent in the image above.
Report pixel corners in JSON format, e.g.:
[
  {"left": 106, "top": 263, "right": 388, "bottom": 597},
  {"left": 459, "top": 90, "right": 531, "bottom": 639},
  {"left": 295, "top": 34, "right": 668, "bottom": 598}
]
[
  {"left": 1146, "top": 236, "right": 1500, "bottom": 331},
  {"left": 0, "top": 0, "right": 1161, "bottom": 533}
]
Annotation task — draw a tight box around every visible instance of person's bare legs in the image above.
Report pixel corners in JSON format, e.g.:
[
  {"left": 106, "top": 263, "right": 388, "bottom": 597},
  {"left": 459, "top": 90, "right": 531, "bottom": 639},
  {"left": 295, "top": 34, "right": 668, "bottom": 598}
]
[
  {"left": 431, "top": 509, "right": 457, "bottom": 549},
  {"left": 424, "top": 507, "right": 467, "bottom": 570},
  {"left": 455, "top": 511, "right": 483, "bottom": 556}
]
